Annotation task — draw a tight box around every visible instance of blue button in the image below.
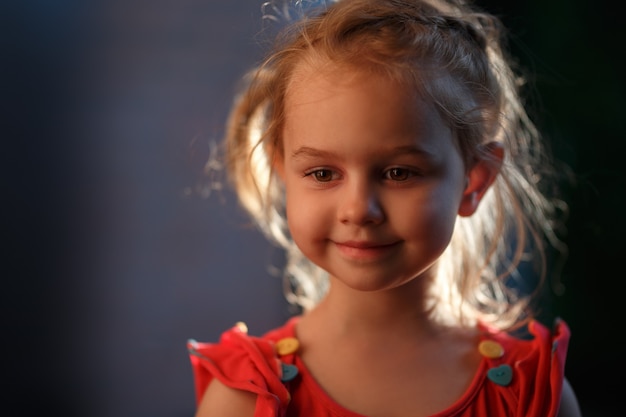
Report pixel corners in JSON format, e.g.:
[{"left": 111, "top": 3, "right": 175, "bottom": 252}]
[
  {"left": 280, "top": 363, "right": 299, "bottom": 382},
  {"left": 487, "top": 364, "right": 513, "bottom": 386}
]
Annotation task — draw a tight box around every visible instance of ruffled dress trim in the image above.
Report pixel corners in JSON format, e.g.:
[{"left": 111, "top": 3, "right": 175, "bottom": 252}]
[{"left": 188, "top": 317, "right": 569, "bottom": 417}]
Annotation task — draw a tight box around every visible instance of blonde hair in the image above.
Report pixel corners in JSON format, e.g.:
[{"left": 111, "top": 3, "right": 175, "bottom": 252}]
[{"left": 221, "top": 0, "right": 567, "bottom": 330}]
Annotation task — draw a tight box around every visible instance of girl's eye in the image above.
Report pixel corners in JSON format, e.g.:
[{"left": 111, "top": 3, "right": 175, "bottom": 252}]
[
  {"left": 385, "top": 167, "right": 412, "bottom": 181},
  {"left": 307, "top": 169, "right": 334, "bottom": 182}
]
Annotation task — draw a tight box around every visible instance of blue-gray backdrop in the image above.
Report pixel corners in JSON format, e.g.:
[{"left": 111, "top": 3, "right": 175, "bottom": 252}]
[{"left": 3, "top": 1, "right": 623, "bottom": 416}]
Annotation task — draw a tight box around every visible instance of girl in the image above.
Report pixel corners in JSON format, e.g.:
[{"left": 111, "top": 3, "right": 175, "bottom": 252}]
[{"left": 188, "top": 0, "right": 582, "bottom": 416}]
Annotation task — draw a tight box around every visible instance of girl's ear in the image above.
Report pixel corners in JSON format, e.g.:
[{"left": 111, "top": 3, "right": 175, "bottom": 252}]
[{"left": 458, "top": 142, "right": 504, "bottom": 217}]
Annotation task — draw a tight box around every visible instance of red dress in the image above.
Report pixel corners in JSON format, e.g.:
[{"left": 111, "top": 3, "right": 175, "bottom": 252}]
[{"left": 188, "top": 317, "right": 570, "bottom": 416}]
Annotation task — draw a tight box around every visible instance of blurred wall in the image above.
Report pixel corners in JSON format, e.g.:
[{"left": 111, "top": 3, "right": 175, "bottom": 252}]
[{"left": 3, "top": 1, "right": 623, "bottom": 416}]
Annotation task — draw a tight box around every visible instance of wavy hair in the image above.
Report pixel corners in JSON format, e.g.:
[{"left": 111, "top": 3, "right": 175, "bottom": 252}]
[{"left": 220, "top": 0, "right": 567, "bottom": 330}]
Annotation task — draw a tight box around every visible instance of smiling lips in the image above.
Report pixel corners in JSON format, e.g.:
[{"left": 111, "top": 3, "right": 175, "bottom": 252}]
[{"left": 334, "top": 240, "right": 400, "bottom": 261}]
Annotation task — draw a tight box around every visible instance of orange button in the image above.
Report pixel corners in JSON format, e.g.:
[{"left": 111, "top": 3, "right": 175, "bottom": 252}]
[
  {"left": 276, "top": 337, "right": 300, "bottom": 355},
  {"left": 478, "top": 340, "right": 504, "bottom": 358}
]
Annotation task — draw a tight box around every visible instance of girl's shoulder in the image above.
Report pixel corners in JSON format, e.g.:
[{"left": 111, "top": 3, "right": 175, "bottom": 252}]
[
  {"left": 187, "top": 317, "right": 571, "bottom": 417},
  {"left": 478, "top": 318, "right": 570, "bottom": 366},
  {"left": 187, "top": 317, "right": 301, "bottom": 414},
  {"left": 465, "top": 318, "right": 571, "bottom": 416}
]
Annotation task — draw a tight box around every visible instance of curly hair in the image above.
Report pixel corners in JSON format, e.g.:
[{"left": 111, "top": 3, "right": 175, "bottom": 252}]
[{"left": 220, "top": 0, "right": 567, "bottom": 330}]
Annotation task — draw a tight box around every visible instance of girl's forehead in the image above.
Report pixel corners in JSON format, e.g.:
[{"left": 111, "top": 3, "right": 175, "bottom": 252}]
[
  {"left": 282, "top": 61, "right": 454, "bottom": 152},
  {"left": 289, "top": 64, "right": 362, "bottom": 95},
  {"left": 285, "top": 54, "right": 450, "bottom": 107},
  {"left": 287, "top": 57, "right": 350, "bottom": 89},
  {"left": 284, "top": 65, "right": 401, "bottom": 120},
  {"left": 286, "top": 58, "right": 411, "bottom": 102},
  {"left": 283, "top": 60, "right": 450, "bottom": 131}
]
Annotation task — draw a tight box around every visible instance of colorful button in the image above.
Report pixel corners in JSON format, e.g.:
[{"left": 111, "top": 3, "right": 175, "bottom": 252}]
[
  {"left": 487, "top": 364, "right": 513, "bottom": 386},
  {"left": 234, "top": 322, "right": 248, "bottom": 334},
  {"left": 276, "top": 337, "right": 300, "bottom": 355},
  {"left": 280, "top": 363, "right": 299, "bottom": 382},
  {"left": 478, "top": 340, "right": 504, "bottom": 358}
]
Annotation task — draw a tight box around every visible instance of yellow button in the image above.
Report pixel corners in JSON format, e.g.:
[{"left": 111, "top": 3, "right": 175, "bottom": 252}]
[
  {"left": 234, "top": 321, "right": 248, "bottom": 334},
  {"left": 478, "top": 340, "right": 504, "bottom": 358},
  {"left": 276, "top": 337, "right": 300, "bottom": 355}
]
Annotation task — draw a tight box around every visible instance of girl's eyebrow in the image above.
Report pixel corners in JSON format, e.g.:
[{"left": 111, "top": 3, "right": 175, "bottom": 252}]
[
  {"left": 291, "top": 146, "right": 333, "bottom": 160},
  {"left": 291, "top": 145, "right": 434, "bottom": 160}
]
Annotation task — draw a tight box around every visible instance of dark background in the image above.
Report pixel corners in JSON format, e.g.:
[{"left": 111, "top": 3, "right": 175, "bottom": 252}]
[{"left": 3, "top": 0, "right": 623, "bottom": 416}]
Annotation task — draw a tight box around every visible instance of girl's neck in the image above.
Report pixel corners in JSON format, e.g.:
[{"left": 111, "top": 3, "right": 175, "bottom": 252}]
[{"left": 302, "top": 273, "right": 441, "bottom": 341}]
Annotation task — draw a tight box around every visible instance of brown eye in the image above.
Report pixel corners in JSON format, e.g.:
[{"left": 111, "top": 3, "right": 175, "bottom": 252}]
[
  {"left": 314, "top": 169, "right": 333, "bottom": 182},
  {"left": 386, "top": 168, "right": 410, "bottom": 181}
]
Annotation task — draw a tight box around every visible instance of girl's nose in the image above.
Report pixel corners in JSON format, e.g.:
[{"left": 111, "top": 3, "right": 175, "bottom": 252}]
[{"left": 338, "top": 181, "right": 385, "bottom": 226}]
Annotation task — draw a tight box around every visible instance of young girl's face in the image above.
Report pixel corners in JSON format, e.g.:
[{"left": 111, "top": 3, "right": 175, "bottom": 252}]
[{"left": 279, "top": 62, "right": 468, "bottom": 293}]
